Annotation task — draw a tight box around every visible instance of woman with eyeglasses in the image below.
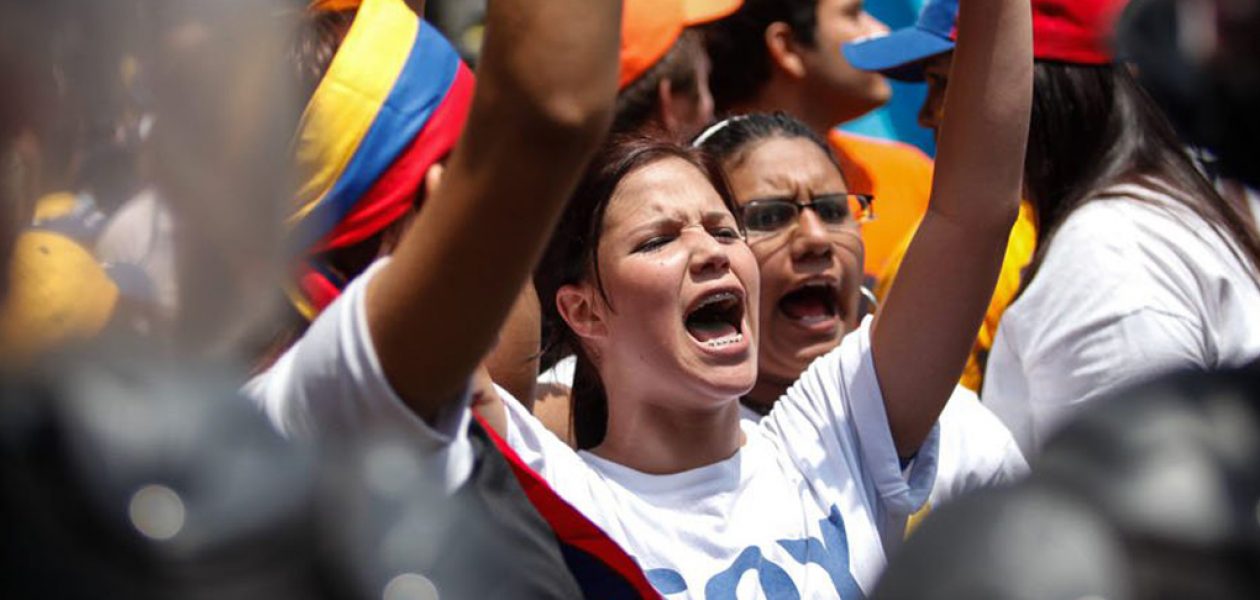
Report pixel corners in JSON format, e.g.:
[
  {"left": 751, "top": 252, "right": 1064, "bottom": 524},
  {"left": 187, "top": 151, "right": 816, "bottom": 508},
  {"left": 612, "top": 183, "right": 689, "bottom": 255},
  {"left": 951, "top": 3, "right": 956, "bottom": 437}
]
[
  {"left": 694, "top": 112, "right": 1026, "bottom": 524},
  {"left": 691, "top": 114, "right": 875, "bottom": 418}
]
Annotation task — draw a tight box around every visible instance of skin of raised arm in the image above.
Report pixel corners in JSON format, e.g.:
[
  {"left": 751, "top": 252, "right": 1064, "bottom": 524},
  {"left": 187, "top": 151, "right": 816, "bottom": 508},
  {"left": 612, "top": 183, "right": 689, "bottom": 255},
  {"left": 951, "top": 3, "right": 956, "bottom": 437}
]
[
  {"left": 871, "top": 0, "right": 1033, "bottom": 457},
  {"left": 365, "top": 0, "right": 621, "bottom": 424},
  {"left": 484, "top": 282, "right": 542, "bottom": 409}
]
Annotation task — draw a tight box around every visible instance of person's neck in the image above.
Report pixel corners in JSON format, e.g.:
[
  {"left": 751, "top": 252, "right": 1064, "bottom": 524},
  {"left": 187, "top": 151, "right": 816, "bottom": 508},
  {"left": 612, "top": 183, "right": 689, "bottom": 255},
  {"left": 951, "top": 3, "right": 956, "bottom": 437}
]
[
  {"left": 593, "top": 391, "right": 745, "bottom": 475},
  {"left": 742, "top": 376, "right": 791, "bottom": 415}
]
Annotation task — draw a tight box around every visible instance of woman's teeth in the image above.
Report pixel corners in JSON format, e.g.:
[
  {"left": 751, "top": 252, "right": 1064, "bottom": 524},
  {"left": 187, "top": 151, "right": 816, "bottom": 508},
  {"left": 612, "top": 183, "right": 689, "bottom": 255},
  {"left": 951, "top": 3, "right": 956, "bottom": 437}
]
[{"left": 704, "top": 332, "right": 744, "bottom": 348}]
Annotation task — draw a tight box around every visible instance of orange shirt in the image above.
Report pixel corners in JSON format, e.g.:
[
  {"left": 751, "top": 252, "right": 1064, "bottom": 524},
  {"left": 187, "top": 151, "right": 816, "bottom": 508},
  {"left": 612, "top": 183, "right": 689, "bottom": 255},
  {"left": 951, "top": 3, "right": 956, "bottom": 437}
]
[{"left": 827, "top": 130, "right": 935, "bottom": 279}]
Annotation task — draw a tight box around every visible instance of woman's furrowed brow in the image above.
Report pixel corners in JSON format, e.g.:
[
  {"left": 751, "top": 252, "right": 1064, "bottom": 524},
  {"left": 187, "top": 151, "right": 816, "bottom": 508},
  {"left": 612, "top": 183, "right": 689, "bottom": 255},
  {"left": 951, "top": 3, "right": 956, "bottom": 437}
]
[
  {"left": 623, "top": 216, "right": 680, "bottom": 237},
  {"left": 703, "top": 210, "right": 737, "bottom": 225}
]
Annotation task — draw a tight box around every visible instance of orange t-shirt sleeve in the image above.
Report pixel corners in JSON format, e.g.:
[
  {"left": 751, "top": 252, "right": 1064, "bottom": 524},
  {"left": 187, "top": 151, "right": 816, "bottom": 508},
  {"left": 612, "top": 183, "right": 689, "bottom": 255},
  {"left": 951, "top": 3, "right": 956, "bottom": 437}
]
[{"left": 827, "top": 131, "right": 935, "bottom": 279}]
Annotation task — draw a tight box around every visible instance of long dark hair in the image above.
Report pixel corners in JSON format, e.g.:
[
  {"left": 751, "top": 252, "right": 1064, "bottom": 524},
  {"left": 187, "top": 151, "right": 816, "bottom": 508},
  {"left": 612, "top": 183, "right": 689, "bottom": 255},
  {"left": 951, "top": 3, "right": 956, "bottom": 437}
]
[
  {"left": 1023, "top": 62, "right": 1260, "bottom": 287},
  {"left": 535, "top": 136, "right": 741, "bottom": 450}
]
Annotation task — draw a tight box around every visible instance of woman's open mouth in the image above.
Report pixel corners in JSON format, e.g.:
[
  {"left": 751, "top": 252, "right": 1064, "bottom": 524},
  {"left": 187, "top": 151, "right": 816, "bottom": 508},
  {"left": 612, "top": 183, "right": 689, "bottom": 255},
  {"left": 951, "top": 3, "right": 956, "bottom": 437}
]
[
  {"left": 777, "top": 280, "right": 840, "bottom": 332},
  {"left": 684, "top": 289, "right": 746, "bottom": 349}
]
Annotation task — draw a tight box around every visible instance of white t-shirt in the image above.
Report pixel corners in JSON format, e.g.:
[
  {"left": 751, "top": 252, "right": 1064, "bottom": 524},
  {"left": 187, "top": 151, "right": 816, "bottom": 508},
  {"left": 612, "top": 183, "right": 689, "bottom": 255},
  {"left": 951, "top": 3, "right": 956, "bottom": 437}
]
[
  {"left": 506, "top": 317, "right": 939, "bottom": 598},
  {"left": 983, "top": 178, "right": 1260, "bottom": 456},
  {"left": 248, "top": 261, "right": 942, "bottom": 598},
  {"left": 244, "top": 260, "right": 475, "bottom": 494},
  {"left": 740, "top": 385, "right": 1026, "bottom": 512},
  {"left": 549, "top": 357, "right": 1027, "bottom": 513}
]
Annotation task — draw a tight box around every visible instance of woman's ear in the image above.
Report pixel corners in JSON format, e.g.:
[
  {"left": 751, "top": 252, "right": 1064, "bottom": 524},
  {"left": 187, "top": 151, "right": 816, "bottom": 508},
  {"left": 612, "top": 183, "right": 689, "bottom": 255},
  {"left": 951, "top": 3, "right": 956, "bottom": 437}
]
[
  {"left": 423, "top": 161, "right": 446, "bottom": 198},
  {"left": 765, "top": 22, "right": 807, "bottom": 80},
  {"left": 377, "top": 209, "right": 416, "bottom": 257},
  {"left": 555, "top": 282, "right": 608, "bottom": 343},
  {"left": 655, "top": 78, "right": 683, "bottom": 136}
]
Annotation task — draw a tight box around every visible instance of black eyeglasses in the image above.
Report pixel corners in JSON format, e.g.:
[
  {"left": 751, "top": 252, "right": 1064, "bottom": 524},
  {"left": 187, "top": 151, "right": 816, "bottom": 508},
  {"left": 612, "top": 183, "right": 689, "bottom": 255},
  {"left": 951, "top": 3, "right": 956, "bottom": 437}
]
[{"left": 740, "top": 193, "right": 875, "bottom": 235}]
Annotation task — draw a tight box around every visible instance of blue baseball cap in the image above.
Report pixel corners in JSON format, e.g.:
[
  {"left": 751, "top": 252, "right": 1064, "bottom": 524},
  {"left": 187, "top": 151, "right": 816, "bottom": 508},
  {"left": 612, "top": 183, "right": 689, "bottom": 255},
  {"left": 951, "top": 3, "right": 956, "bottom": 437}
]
[{"left": 842, "top": 0, "right": 958, "bottom": 82}]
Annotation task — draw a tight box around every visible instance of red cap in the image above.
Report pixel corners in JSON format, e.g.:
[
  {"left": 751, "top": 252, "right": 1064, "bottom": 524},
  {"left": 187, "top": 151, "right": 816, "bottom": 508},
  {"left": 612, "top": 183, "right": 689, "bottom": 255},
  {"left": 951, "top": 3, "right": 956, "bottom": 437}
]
[
  {"left": 620, "top": 0, "right": 743, "bottom": 89},
  {"left": 1033, "top": 0, "right": 1129, "bottom": 64}
]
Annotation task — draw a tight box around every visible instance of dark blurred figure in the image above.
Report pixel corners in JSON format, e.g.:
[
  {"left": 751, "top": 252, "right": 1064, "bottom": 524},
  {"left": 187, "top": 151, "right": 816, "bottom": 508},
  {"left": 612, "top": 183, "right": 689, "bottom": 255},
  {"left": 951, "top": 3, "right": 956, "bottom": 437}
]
[
  {"left": 0, "top": 0, "right": 169, "bottom": 359},
  {"left": 0, "top": 2, "right": 329, "bottom": 598},
  {"left": 1118, "top": 0, "right": 1260, "bottom": 189},
  {"left": 0, "top": 1, "right": 636, "bottom": 597},
  {"left": 0, "top": 2, "right": 352, "bottom": 598},
  {"left": 0, "top": 355, "right": 331, "bottom": 599},
  {"left": 874, "top": 364, "right": 1260, "bottom": 599}
]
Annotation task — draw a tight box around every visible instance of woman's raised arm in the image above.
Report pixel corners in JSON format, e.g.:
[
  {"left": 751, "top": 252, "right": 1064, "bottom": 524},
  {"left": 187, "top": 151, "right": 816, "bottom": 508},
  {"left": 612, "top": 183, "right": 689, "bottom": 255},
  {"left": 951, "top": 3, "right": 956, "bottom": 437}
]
[
  {"left": 871, "top": 0, "right": 1033, "bottom": 457},
  {"left": 366, "top": 0, "right": 622, "bottom": 423}
]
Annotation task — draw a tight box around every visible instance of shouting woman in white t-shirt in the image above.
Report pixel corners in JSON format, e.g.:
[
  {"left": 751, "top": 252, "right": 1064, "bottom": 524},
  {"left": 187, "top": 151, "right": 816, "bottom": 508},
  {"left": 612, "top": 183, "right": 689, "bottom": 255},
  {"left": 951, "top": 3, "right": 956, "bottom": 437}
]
[
  {"left": 690, "top": 112, "right": 1028, "bottom": 524},
  {"left": 493, "top": 0, "right": 1032, "bottom": 594}
]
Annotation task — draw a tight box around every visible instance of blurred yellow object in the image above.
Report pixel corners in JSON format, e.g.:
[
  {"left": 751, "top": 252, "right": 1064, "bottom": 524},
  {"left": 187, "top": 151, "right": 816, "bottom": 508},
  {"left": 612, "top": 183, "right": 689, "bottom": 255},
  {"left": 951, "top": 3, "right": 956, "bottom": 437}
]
[
  {"left": 0, "top": 230, "right": 119, "bottom": 359},
  {"left": 905, "top": 501, "right": 931, "bottom": 537},
  {"left": 31, "top": 192, "right": 79, "bottom": 225}
]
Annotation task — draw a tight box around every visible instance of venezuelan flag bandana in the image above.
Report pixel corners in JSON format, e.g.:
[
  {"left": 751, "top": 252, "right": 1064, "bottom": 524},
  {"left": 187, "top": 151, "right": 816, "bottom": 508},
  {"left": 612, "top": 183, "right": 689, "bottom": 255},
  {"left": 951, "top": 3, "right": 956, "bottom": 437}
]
[{"left": 290, "top": 0, "right": 474, "bottom": 319}]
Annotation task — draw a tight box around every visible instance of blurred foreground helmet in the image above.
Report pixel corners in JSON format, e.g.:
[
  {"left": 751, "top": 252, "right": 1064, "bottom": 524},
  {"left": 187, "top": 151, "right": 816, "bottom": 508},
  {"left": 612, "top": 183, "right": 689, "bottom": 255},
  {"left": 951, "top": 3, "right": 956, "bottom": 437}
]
[
  {"left": 0, "top": 349, "right": 586, "bottom": 599},
  {"left": 0, "top": 352, "right": 328, "bottom": 599},
  {"left": 875, "top": 364, "right": 1260, "bottom": 599}
]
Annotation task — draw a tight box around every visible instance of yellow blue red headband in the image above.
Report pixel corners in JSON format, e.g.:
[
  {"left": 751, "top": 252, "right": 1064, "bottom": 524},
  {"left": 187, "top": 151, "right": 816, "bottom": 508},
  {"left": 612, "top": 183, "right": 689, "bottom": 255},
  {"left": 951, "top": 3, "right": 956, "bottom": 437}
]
[{"left": 290, "top": 0, "right": 474, "bottom": 318}]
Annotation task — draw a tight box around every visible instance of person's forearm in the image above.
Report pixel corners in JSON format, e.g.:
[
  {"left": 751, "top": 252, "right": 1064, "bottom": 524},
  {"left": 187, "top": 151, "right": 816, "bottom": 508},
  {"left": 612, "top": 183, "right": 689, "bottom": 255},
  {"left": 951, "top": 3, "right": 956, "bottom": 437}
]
[
  {"left": 930, "top": 0, "right": 1032, "bottom": 227},
  {"left": 872, "top": 0, "right": 1032, "bottom": 457},
  {"left": 367, "top": 0, "right": 620, "bottom": 422},
  {"left": 485, "top": 282, "right": 542, "bottom": 408}
]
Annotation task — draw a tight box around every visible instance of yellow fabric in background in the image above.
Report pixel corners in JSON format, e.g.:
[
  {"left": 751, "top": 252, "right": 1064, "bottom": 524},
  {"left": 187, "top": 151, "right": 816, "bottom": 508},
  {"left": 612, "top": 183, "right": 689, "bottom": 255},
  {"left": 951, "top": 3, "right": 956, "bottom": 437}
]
[
  {"left": 905, "top": 502, "right": 931, "bottom": 537},
  {"left": 31, "top": 192, "right": 79, "bottom": 224}
]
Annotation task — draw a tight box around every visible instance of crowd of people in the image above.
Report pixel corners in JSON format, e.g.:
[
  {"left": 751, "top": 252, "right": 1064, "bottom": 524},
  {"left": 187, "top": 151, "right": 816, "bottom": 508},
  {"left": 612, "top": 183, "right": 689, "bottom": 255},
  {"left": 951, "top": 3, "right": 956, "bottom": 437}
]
[{"left": 1, "top": 0, "right": 1259, "bottom": 597}]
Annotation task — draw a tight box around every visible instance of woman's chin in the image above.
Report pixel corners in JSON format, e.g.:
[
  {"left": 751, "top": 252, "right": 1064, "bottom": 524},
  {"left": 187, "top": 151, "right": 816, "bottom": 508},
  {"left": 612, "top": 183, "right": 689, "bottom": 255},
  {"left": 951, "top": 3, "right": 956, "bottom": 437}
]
[{"left": 691, "top": 364, "right": 758, "bottom": 401}]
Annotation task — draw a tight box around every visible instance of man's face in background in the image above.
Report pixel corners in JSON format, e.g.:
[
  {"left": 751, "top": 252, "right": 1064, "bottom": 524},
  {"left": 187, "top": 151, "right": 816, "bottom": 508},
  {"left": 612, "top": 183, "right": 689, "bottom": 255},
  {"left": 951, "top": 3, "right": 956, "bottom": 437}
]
[
  {"left": 916, "top": 51, "right": 954, "bottom": 139},
  {"left": 798, "top": 0, "right": 893, "bottom": 124}
]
